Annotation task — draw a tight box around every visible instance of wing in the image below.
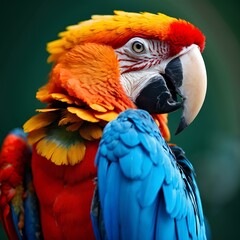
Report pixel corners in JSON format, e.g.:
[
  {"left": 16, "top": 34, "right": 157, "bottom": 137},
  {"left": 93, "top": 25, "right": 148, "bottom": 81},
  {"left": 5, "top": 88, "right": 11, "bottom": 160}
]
[
  {"left": 0, "top": 128, "right": 42, "bottom": 239},
  {"left": 93, "top": 109, "right": 207, "bottom": 240}
]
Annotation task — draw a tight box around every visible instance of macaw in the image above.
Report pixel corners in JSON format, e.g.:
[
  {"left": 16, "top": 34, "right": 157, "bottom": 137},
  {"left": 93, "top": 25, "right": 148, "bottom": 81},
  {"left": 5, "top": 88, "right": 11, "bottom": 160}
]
[{"left": 0, "top": 11, "right": 207, "bottom": 239}]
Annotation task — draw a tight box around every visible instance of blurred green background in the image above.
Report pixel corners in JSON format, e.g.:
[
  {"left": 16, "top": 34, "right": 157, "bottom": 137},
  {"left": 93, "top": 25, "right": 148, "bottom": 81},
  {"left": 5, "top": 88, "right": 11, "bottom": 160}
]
[{"left": 0, "top": 0, "right": 239, "bottom": 239}]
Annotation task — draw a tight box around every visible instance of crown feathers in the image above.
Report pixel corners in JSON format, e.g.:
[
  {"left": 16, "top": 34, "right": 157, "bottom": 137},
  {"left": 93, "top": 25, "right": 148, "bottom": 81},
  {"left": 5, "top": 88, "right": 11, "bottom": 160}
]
[{"left": 47, "top": 11, "right": 205, "bottom": 62}]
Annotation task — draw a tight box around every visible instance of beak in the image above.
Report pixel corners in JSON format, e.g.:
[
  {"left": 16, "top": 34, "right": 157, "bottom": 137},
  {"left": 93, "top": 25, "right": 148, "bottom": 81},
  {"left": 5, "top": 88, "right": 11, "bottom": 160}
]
[
  {"left": 174, "top": 45, "right": 207, "bottom": 134},
  {"left": 135, "top": 44, "right": 207, "bottom": 134}
]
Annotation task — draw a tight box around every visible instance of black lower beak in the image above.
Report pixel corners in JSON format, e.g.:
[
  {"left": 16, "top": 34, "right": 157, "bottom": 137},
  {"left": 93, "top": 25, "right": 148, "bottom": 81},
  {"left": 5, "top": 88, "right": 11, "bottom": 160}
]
[
  {"left": 135, "top": 57, "right": 183, "bottom": 114},
  {"left": 135, "top": 75, "right": 182, "bottom": 114}
]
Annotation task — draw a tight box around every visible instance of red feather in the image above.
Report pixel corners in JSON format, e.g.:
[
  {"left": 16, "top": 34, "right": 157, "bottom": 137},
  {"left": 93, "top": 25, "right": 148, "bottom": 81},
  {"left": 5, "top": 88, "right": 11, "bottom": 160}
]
[
  {"left": 0, "top": 132, "right": 31, "bottom": 239},
  {"left": 31, "top": 141, "right": 98, "bottom": 239},
  {"left": 167, "top": 20, "right": 205, "bottom": 56}
]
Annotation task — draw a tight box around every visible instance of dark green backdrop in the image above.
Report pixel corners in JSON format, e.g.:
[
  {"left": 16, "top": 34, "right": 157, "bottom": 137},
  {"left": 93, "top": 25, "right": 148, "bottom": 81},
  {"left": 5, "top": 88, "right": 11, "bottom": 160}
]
[{"left": 1, "top": 0, "right": 239, "bottom": 239}]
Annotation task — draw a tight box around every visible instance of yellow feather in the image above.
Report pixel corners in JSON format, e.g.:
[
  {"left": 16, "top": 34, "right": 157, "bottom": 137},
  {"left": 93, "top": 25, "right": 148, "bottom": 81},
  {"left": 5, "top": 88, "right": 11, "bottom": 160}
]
[
  {"left": 79, "top": 123, "right": 102, "bottom": 141},
  {"left": 37, "top": 139, "right": 57, "bottom": 160},
  {"left": 36, "top": 136, "right": 87, "bottom": 165},
  {"left": 47, "top": 39, "right": 65, "bottom": 48},
  {"left": 47, "top": 11, "right": 177, "bottom": 62},
  {"left": 48, "top": 47, "right": 65, "bottom": 54},
  {"left": 27, "top": 129, "right": 46, "bottom": 145},
  {"left": 58, "top": 112, "right": 82, "bottom": 126},
  {"left": 89, "top": 103, "right": 107, "bottom": 113},
  {"left": 67, "top": 107, "right": 99, "bottom": 122},
  {"left": 23, "top": 112, "right": 57, "bottom": 133},
  {"left": 92, "top": 127, "right": 102, "bottom": 140},
  {"left": 67, "top": 142, "right": 86, "bottom": 165},
  {"left": 47, "top": 39, "right": 71, "bottom": 62},
  {"left": 36, "top": 108, "right": 59, "bottom": 112},
  {"left": 79, "top": 126, "right": 93, "bottom": 141},
  {"left": 51, "top": 145, "right": 68, "bottom": 165},
  {"left": 50, "top": 93, "right": 75, "bottom": 104},
  {"left": 36, "top": 85, "right": 51, "bottom": 102},
  {"left": 90, "top": 126, "right": 103, "bottom": 140},
  {"left": 94, "top": 111, "right": 118, "bottom": 122}
]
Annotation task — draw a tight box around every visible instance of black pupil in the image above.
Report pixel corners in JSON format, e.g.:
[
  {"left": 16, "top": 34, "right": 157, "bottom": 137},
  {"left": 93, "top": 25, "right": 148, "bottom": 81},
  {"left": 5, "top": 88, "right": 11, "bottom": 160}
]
[
  {"left": 135, "top": 43, "right": 142, "bottom": 50},
  {"left": 136, "top": 43, "right": 142, "bottom": 49}
]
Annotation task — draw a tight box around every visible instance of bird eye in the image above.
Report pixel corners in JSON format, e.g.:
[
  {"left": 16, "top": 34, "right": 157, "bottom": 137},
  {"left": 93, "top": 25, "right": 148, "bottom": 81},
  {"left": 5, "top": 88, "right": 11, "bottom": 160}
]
[{"left": 132, "top": 41, "right": 145, "bottom": 53}]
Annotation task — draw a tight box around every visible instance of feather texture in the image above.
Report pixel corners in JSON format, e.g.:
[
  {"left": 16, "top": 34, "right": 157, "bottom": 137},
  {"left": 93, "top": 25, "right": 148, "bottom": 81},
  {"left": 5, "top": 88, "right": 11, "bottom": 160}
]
[
  {"left": 92, "top": 109, "right": 207, "bottom": 239},
  {"left": 47, "top": 11, "right": 205, "bottom": 63},
  {"left": 0, "top": 129, "right": 42, "bottom": 239}
]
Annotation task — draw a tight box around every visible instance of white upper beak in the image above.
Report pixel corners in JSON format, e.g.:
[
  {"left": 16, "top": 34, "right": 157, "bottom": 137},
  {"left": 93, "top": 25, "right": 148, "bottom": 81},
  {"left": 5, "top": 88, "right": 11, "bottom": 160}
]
[{"left": 175, "top": 44, "right": 207, "bottom": 134}]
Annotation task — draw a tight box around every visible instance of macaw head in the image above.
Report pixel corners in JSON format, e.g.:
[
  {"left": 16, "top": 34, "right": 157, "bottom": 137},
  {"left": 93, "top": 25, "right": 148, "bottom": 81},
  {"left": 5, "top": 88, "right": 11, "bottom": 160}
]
[{"left": 39, "top": 11, "right": 207, "bottom": 138}]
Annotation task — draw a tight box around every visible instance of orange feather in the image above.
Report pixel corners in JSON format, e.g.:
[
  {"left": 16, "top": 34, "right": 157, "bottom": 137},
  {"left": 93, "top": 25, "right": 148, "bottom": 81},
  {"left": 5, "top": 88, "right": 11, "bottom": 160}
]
[
  {"left": 47, "top": 11, "right": 205, "bottom": 62},
  {"left": 47, "top": 43, "right": 135, "bottom": 112}
]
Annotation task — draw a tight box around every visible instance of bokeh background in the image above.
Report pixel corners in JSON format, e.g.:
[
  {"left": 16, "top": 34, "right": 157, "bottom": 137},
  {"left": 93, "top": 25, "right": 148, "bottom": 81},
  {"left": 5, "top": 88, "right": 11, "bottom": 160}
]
[{"left": 0, "top": 0, "right": 239, "bottom": 239}]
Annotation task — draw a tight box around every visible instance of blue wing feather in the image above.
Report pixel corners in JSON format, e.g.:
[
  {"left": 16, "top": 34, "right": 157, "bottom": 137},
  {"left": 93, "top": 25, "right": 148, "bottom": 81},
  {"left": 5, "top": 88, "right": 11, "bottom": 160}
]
[
  {"left": 119, "top": 177, "right": 141, "bottom": 239},
  {"left": 23, "top": 162, "right": 42, "bottom": 239},
  {"left": 137, "top": 165, "right": 165, "bottom": 208},
  {"left": 93, "top": 109, "right": 207, "bottom": 240},
  {"left": 119, "top": 146, "right": 144, "bottom": 179},
  {"left": 96, "top": 155, "right": 108, "bottom": 204},
  {"left": 10, "top": 203, "right": 23, "bottom": 240},
  {"left": 162, "top": 183, "right": 177, "bottom": 213},
  {"left": 119, "top": 128, "right": 140, "bottom": 147},
  {"left": 155, "top": 191, "right": 177, "bottom": 240},
  {"left": 103, "top": 162, "right": 121, "bottom": 240},
  {"left": 176, "top": 217, "right": 190, "bottom": 240}
]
